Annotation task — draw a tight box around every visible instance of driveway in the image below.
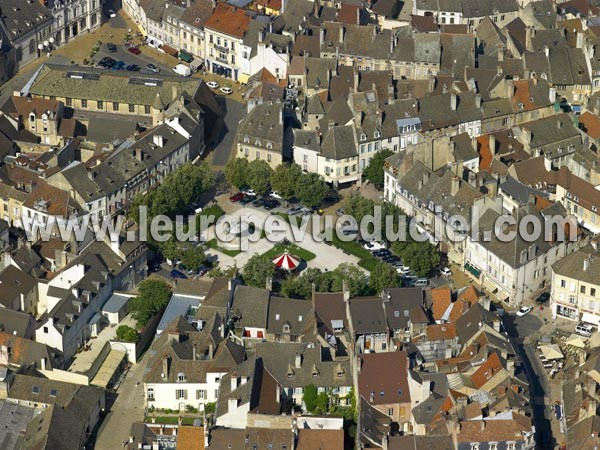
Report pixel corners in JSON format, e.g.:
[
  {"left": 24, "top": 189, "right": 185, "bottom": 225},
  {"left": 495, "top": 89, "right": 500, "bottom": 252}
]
[{"left": 92, "top": 351, "right": 148, "bottom": 450}]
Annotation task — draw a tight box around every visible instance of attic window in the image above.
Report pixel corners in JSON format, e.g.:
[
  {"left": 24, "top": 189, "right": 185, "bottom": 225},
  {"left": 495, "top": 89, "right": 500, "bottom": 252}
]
[
  {"left": 298, "top": 315, "right": 303, "bottom": 322},
  {"left": 275, "top": 314, "right": 280, "bottom": 320},
  {"left": 360, "top": 133, "right": 367, "bottom": 141},
  {"left": 50, "top": 389, "right": 57, "bottom": 397},
  {"left": 32, "top": 386, "right": 39, "bottom": 394},
  {"left": 398, "top": 389, "right": 402, "bottom": 395},
  {"left": 394, "top": 311, "right": 400, "bottom": 317},
  {"left": 177, "top": 372, "right": 185, "bottom": 382},
  {"left": 380, "top": 391, "right": 385, "bottom": 397}
]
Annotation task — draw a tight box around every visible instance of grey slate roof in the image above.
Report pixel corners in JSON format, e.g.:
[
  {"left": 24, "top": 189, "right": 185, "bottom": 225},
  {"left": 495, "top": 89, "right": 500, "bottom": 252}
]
[
  {"left": 0, "top": 0, "right": 52, "bottom": 43},
  {"left": 230, "top": 285, "right": 270, "bottom": 330},
  {"left": 237, "top": 102, "right": 284, "bottom": 154},
  {"left": 266, "top": 296, "right": 313, "bottom": 337},
  {"left": 319, "top": 124, "right": 358, "bottom": 160},
  {"left": 349, "top": 296, "right": 387, "bottom": 335}
]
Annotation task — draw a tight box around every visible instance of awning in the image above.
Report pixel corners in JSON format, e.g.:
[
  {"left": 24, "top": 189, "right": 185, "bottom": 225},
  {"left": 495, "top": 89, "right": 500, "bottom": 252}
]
[
  {"left": 90, "top": 349, "right": 126, "bottom": 388},
  {"left": 178, "top": 51, "right": 193, "bottom": 63},
  {"left": 581, "top": 312, "right": 600, "bottom": 327},
  {"left": 160, "top": 44, "right": 178, "bottom": 57},
  {"left": 482, "top": 278, "right": 498, "bottom": 293},
  {"left": 464, "top": 262, "right": 481, "bottom": 278},
  {"left": 540, "top": 344, "right": 564, "bottom": 360},
  {"left": 565, "top": 335, "right": 587, "bottom": 348}
]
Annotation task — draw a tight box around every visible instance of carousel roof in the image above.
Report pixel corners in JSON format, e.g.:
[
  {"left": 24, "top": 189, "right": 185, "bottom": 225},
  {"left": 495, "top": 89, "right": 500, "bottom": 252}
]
[{"left": 272, "top": 250, "right": 300, "bottom": 270}]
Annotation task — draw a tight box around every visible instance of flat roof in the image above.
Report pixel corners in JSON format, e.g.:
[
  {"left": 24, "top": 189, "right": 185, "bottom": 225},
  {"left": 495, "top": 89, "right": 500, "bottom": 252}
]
[
  {"left": 102, "top": 294, "right": 130, "bottom": 314},
  {"left": 156, "top": 294, "right": 201, "bottom": 334},
  {"left": 90, "top": 349, "right": 127, "bottom": 388}
]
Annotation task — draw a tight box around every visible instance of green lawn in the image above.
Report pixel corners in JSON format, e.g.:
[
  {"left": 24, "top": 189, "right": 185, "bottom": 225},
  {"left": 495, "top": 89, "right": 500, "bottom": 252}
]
[
  {"left": 330, "top": 233, "right": 379, "bottom": 271},
  {"left": 264, "top": 242, "right": 316, "bottom": 262},
  {"left": 206, "top": 238, "right": 241, "bottom": 257}
]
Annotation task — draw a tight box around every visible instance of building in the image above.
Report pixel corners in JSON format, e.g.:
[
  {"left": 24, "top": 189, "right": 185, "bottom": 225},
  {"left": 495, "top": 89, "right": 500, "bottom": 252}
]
[
  {"left": 204, "top": 4, "right": 251, "bottom": 81},
  {"left": 550, "top": 242, "right": 600, "bottom": 326},
  {"left": 47, "top": 0, "right": 102, "bottom": 47},
  {"left": 359, "top": 351, "right": 412, "bottom": 430},
  {"left": 236, "top": 102, "right": 286, "bottom": 169}
]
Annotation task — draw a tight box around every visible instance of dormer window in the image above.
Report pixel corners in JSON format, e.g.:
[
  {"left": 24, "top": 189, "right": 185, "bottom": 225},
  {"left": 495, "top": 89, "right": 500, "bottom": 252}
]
[
  {"left": 360, "top": 133, "right": 367, "bottom": 141},
  {"left": 29, "top": 113, "right": 35, "bottom": 122},
  {"left": 177, "top": 372, "right": 185, "bottom": 382},
  {"left": 374, "top": 131, "right": 380, "bottom": 138}
]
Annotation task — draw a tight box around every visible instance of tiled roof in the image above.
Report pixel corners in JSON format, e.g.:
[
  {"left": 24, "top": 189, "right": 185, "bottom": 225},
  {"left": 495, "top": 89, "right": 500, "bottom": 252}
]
[
  {"left": 359, "top": 351, "right": 411, "bottom": 405},
  {"left": 204, "top": 4, "right": 251, "bottom": 38}
]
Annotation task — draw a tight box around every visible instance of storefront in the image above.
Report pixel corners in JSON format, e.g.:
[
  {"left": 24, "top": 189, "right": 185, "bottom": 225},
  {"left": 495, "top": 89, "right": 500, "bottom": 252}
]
[
  {"left": 555, "top": 303, "right": 578, "bottom": 320},
  {"left": 207, "top": 60, "right": 237, "bottom": 80}
]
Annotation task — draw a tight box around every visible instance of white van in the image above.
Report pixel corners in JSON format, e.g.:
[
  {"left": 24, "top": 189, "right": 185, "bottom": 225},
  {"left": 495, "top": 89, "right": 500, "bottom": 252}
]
[
  {"left": 412, "top": 278, "right": 429, "bottom": 287},
  {"left": 575, "top": 323, "right": 593, "bottom": 337},
  {"left": 173, "top": 64, "right": 191, "bottom": 77}
]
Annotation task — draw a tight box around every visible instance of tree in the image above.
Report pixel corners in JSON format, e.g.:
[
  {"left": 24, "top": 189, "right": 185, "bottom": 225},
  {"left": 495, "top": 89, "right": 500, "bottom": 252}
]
[
  {"left": 179, "top": 246, "right": 206, "bottom": 271},
  {"left": 296, "top": 172, "right": 329, "bottom": 208},
  {"left": 128, "top": 279, "right": 172, "bottom": 327},
  {"left": 316, "top": 392, "right": 329, "bottom": 413},
  {"left": 241, "top": 253, "right": 276, "bottom": 288},
  {"left": 280, "top": 268, "right": 332, "bottom": 299},
  {"left": 362, "top": 149, "right": 394, "bottom": 188},
  {"left": 271, "top": 163, "right": 302, "bottom": 199},
  {"left": 116, "top": 325, "right": 140, "bottom": 342},
  {"left": 329, "top": 263, "right": 370, "bottom": 297},
  {"left": 247, "top": 159, "right": 273, "bottom": 195},
  {"left": 369, "top": 261, "right": 400, "bottom": 293},
  {"left": 391, "top": 240, "right": 441, "bottom": 277},
  {"left": 343, "top": 192, "right": 376, "bottom": 223},
  {"left": 304, "top": 384, "right": 318, "bottom": 412},
  {"left": 224, "top": 158, "right": 249, "bottom": 189},
  {"left": 150, "top": 162, "right": 214, "bottom": 218}
]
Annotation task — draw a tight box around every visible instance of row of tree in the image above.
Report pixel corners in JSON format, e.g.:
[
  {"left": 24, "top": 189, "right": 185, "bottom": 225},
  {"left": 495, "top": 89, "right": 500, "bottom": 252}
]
[
  {"left": 241, "top": 257, "right": 399, "bottom": 298},
  {"left": 127, "top": 279, "right": 172, "bottom": 328},
  {"left": 225, "top": 159, "right": 330, "bottom": 207}
]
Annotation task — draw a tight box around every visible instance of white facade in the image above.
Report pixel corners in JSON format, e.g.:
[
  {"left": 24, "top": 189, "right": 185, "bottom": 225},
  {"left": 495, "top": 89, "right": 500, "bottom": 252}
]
[
  {"left": 205, "top": 28, "right": 244, "bottom": 81},
  {"left": 49, "top": 0, "right": 102, "bottom": 47},
  {"left": 145, "top": 371, "right": 225, "bottom": 411}
]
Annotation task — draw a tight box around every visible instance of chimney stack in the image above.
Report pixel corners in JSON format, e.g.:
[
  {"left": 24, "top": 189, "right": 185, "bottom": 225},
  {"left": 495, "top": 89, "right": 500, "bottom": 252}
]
[
  {"left": 450, "top": 93, "right": 457, "bottom": 111},
  {"left": 295, "top": 352, "right": 302, "bottom": 369},
  {"left": 451, "top": 176, "right": 460, "bottom": 196},
  {"left": 162, "top": 356, "right": 169, "bottom": 378},
  {"left": 208, "top": 343, "right": 214, "bottom": 359}
]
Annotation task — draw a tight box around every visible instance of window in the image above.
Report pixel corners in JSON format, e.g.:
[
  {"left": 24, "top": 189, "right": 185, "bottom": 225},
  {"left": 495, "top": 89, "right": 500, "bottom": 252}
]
[
  {"left": 50, "top": 389, "right": 57, "bottom": 397},
  {"left": 175, "top": 389, "right": 187, "bottom": 399},
  {"left": 592, "top": 288, "right": 596, "bottom": 297},
  {"left": 147, "top": 388, "right": 155, "bottom": 401},
  {"left": 177, "top": 372, "right": 185, "bottom": 382},
  {"left": 561, "top": 279, "right": 566, "bottom": 288},
  {"left": 196, "top": 389, "right": 207, "bottom": 399},
  {"left": 581, "top": 285, "right": 586, "bottom": 294},
  {"left": 32, "top": 386, "right": 39, "bottom": 394},
  {"left": 97, "top": 100, "right": 103, "bottom": 109},
  {"left": 81, "top": 99, "right": 88, "bottom": 108},
  {"left": 387, "top": 408, "right": 394, "bottom": 416},
  {"left": 214, "top": 389, "right": 219, "bottom": 398},
  {"left": 129, "top": 104, "right": 135, "bottom": 113},
  {"left": 470, "top": 444, "right": 479, "bottom": 450},
  {"left": 507, "top": 443, "right": 516, "bottom": 450},
  {"left": 66, "top": 98, "right": 72, "bottom": 107},
  {"left": 43, "top": 327, "right": 48, "bottom": 333},
  {"left": 144, "top": 105, "right": 151, "bottom": 114},
  {"left": 113, "top": 102, "right": 119, "bottom": 111}
]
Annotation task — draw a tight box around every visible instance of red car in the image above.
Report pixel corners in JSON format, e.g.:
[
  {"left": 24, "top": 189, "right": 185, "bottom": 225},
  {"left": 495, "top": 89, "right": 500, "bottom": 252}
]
[
  {"left": 229, "top": 192, "right": 244, "bottom": 202},
  {"left": 128, "top": 47, "right": 141, "bottom": 55}
]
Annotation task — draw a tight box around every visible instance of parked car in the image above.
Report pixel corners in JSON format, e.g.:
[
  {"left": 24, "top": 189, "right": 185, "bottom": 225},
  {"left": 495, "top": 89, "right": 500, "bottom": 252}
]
[
  {"left": 241, "top": 187, "right": 256, "bottom": 196},
  {"left": 264, "top": 199, "right": 280, "bottom": 210},
  {"left": 219, "top": 86, "right": 233, "bottom": 95},
  {"left": 107, "top": 9, "right": 117, "bottom": 18},
  {"left": 252, "top": 198, "right": 265, "bottom": 208},
  {"left": 239, "top": 195, "right": 254, "bottom": 205},
  {"left": 269, "top": 191, "right": 282, "bottom": 200},
  {"left": 111, "top": 60, "right": 126, "bottom": 70},
  {"left": 98, "top": 57, "right": 116, "bottom": 68},
  {"left": 440, "top": 267, "right": 452, "bottom": 277},
  {"left": 207, "top": 81, "right": 219, "bottom": 89},
  {"left": 363, "top": 240, "right": 386, "bottom": 251},
  {"left": 396, "top": 266, "right": 411, "bottom": 275},
  {"left": 107, "top": 43, "right": 117, "bottom": 52},
  {"left": 126, "top": 64, "right": 139, "bottom": 71},
  {"left": 229, "top": 192, "right": 244, "bottom": 202},
  {"left": 536, "top": 292, "right": 550, "bottom": 304},
  {"left": 412, "top": 278, "right": 429, "bottom": 287},
  {"left": 128, "top": 46, "right": 141, "bottom": 55},
  {"left": 287, "top": 206, "right": 303, "bottom": 215},
  {"left": 335, "top": 208, "right": 345, "bottom": 216},
  {"left": 146, "top": 63, "right": 160, "bottom": 73},
  {"left": 170, "top": 269, "right": 187, "bottom": 279},
  {"left": 516, "top": 306, "right": 532, "bottom": 317},
  {"left": 373, "top": 249, "right": 391, "bottom": 257},
  {"left": 173, "top": 63, "right": 192, "bottom": 77},
  {"left": 575, "top": 323, "right": 593, "bottom": 337}
]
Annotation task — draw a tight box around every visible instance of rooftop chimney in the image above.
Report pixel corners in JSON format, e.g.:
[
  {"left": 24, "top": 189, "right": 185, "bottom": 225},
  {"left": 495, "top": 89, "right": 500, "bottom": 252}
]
[
  {"left": 450, "top": 93, "right": 457, "bottom": 111},
  {"left": 153, "top": 134, "right": 164, "bottom": 148},
  {"left": 584, "top": 258, "right": 590, "bottom": 271},
  {"left": 295, "top": 352, "right": 302, "bottom": 369},
  {"left": 451, "top": 176, "right": 460, "bottom": 196},
  {"left": 162, "top": 356, "right": 169, "bottom": 378}
]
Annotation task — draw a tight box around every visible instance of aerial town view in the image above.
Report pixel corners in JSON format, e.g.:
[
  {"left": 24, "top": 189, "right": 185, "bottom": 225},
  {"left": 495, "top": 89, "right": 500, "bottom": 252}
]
[{"left": 0, "top": 0, "right": 600, "bottom": 448}]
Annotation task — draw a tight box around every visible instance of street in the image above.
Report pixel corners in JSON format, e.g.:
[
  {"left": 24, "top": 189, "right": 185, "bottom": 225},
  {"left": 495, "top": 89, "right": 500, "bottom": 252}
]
[
  {"left": 91, "top": 351, "right": 148, "bottom": 450},
  {"left": 503, "top": 311, "right": 563, "bottom": 449}
]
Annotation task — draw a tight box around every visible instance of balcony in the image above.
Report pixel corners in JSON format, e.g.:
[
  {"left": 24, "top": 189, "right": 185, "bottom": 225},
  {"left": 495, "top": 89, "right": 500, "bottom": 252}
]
[
  {"left": 214, "top": 44, "right": 229, "bottom": 53},
  {"left": 215, "top": 55, "right": 229, "bottom": 64}
]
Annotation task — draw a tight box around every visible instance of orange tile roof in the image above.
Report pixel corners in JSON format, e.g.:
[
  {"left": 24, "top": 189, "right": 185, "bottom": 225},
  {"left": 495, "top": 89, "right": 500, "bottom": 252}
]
[
  {"left": 471, "top": 352, "right": 503, "bottom": 389},
  {"left": 204, "top": 4, "right": 251, "bottom": 39},
  {"left": 426, "top": 323, "right": 457, "bottom": 341},
  {"left": 578, "top": 112, "right": 600, "bottom": 139},
  {"left": 176, "top": 426, "right": 204, "bottom": 450},
  {"left": 477, "top": 134, "right": 493, "bottom": 173},
  {"left": 297, "top": 429, "right": 344, "bottom": 450},
  {"left": 512, "top": 80, "right": 537, "bottom": 111},
  {"left": 431, "top": 286, "right": 452, "bottom": 321},
  {"left": 254, "top": 0, "right": 283, "bottom": 11}
]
